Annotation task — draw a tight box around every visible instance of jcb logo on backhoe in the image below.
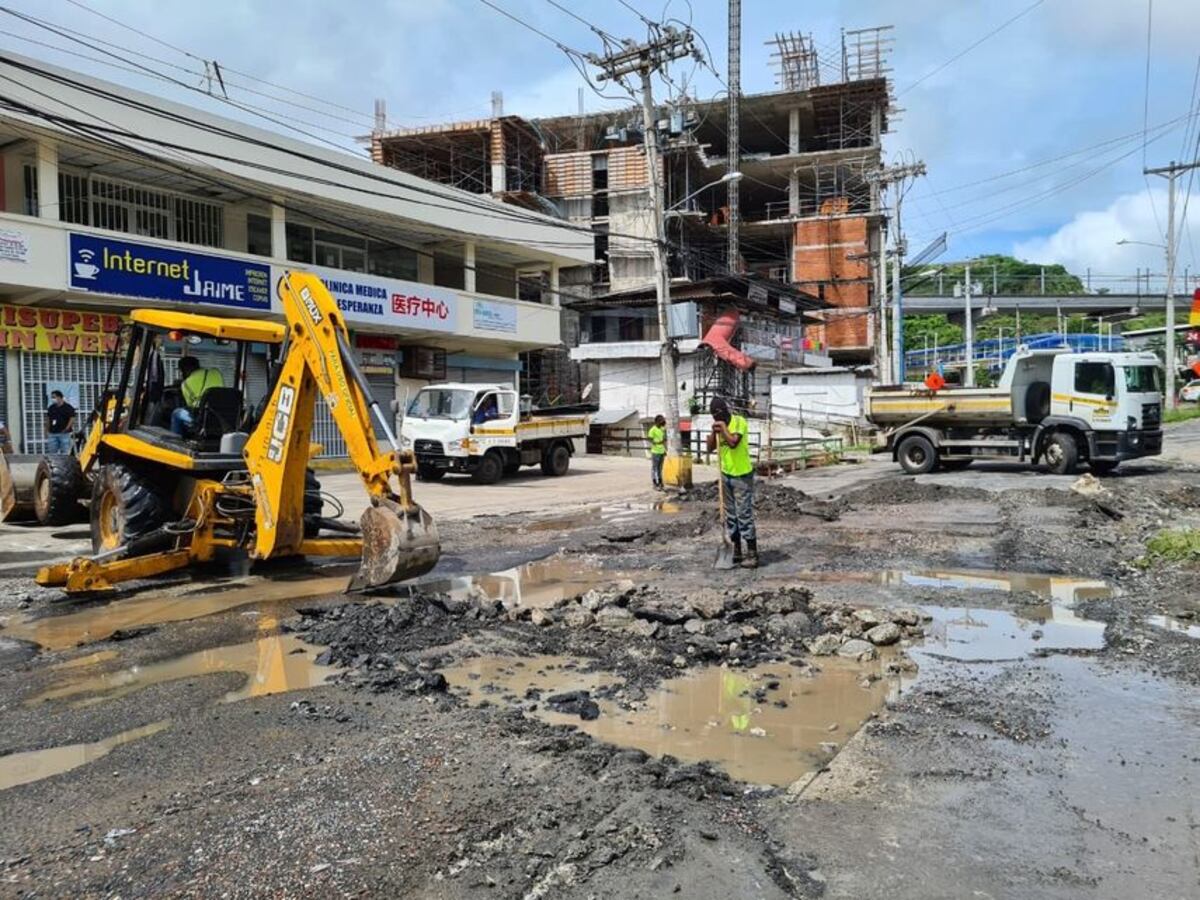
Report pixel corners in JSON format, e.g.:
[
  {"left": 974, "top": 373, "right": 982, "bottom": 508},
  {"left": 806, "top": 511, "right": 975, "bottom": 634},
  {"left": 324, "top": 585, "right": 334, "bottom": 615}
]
[
  {"left": 267, "top": 385, "right": 295, "bottom": 463},
  {"left": 299, "top": 286, "right": 323, "bottom": 325}
]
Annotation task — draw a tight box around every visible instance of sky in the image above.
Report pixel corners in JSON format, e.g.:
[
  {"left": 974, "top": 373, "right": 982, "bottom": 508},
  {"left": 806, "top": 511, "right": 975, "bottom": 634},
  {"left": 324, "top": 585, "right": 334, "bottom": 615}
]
[{"left": 4, "top": 0, "right": 1200, "bottom": 290}]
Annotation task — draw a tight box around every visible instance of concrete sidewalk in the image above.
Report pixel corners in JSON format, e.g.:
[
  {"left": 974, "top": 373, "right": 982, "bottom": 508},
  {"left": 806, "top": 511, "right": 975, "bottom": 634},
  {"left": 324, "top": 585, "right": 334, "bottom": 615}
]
[{"left": 318, "top": 453, "right": 718, "bottom": 522}]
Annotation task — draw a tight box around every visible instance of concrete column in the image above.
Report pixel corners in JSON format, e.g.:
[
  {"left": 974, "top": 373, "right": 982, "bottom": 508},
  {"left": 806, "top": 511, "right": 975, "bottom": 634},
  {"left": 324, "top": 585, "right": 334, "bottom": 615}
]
[
  {"left": 5, "top": 352, "right": 20, "bottom": 449},
  {"left": 270, "top": 202, "right": 287, "bottom": 260},
  {"left": 3, "top": 151, "right": 25, "bottom": 214},
  {"left": 549, "top": 262, "right": 560, "bottom": 307},
  {"left": 788, "top": 109, "right": 801, "bottom": 216},
  {"left": 35, "top": 140, "right": 58, "bottom": 220},
  {"left": 417, "top": 247, "right": 435, "bottom": 284},
  {"left": 788, "top": 108, "right": 801, "bottom": 153},
  {"left": 463, "top": 242, "right": 476, "bottom": 293}
]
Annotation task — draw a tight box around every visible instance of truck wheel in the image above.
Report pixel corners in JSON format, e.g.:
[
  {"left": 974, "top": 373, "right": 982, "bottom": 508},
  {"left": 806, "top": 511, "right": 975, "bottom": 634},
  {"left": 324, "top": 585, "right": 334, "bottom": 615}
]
[
  {"left": 303, "top": 469, "right": 324, "bottom": 538},
  {"left": 90, "top": 463, "right": 170, "bottom": 554},
  {"left": 896, "top": 435, "right": 937, "bottom": 475},
  {"left": 472, "top": 451, "right": 503, "bottom": 485},
  {"left": 1042, "top": 432, "right": 1078, "bottom": 475},
  {"left": 1090, "top": 459, "right": 1119, "bottom": 476},
  {"left": 416, "top": 465, "right": 445, "bottom": 482},
  {"left": 34, "top": 455, "right": 85, "bottom": 526},
  {"left": 540, "top": 443, "right": 571, "bottom": 477}
]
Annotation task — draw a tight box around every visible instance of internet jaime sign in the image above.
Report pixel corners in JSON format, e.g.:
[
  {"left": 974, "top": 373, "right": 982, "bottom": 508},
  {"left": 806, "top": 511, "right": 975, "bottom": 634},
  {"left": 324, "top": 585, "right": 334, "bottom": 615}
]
[{"left": 69, "top": 233, "right": 271, "bottom": 311}]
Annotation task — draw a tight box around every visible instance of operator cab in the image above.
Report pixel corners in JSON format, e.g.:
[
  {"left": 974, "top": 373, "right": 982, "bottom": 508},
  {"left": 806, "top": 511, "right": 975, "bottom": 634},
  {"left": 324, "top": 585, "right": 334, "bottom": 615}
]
[{"left": 100, "top": 310, "right": 286, "bottom": 468}]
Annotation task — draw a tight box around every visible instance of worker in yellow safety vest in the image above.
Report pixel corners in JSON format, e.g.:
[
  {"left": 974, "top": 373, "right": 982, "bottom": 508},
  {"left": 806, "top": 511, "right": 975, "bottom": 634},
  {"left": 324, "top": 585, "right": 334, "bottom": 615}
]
[
  {"left": 171, "top": 355, "right": 225, "bottom": 436},
  {"left": 706, "top": 396, "right": 758, "bottom": 568},
  {"left": 647, "top": 414, "right": 667, "bottom": 490}
]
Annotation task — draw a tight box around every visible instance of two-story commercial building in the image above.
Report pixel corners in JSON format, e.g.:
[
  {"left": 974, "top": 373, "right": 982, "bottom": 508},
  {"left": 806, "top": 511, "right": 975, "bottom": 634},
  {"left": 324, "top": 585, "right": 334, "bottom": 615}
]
[{"left": 0, "top": 53, "right": 591, "bottom": 455}]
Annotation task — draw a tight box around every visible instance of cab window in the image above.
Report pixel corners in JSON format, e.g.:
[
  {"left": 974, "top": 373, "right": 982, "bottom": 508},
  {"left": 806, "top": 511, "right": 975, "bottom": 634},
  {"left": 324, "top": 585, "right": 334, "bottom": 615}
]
[{"left": 1074, "top": 362, "right": 1115, "bottom": 397}]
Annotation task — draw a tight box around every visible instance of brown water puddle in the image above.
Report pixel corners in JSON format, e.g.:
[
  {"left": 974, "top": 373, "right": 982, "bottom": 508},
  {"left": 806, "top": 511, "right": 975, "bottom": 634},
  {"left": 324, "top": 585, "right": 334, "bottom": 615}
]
[
  {"left": 50, "top": 649, "right": 119, "bottom": 670},
  {"left": 0, "top": 720, "right": 170, "bottom": 792},
  {"left": 443, "top": 654, "right": 896, "bottom": 786},
  {"left": 3, "top": 571, "right": 354, "bottom": 651},
  {"left": 418, "top": 556, "right": 641, "bottom": 610},
  {"left": 28, "top": 632, "right": 341, "bottom": 707}
]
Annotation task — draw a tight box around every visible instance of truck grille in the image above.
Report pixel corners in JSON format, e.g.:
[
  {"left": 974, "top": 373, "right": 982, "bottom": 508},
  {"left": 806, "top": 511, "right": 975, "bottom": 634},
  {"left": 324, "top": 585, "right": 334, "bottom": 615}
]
[
  {"left": 414, "top": 439, "right": 443, "bottom": 456},
  {"left": 1142, "top": 403, "right": 1161, "bottom": 428}
]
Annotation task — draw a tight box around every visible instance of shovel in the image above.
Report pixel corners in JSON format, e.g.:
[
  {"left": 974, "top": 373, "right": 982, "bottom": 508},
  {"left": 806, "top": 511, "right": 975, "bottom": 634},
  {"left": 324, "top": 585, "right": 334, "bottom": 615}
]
[{"left": 714, "top": 469, "right": 736, "bottom": 570}]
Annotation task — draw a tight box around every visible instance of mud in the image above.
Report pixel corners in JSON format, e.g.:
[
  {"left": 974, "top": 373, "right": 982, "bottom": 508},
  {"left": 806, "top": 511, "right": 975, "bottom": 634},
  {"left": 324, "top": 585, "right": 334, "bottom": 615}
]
[{"left": 1, "top": 451, "right": 1199, "bottom": 897}]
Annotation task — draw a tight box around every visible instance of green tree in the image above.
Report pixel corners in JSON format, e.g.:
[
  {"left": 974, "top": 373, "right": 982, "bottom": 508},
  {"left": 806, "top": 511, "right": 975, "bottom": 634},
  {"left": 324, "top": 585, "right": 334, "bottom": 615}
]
[{"left": 904, "top": 254, "right": 1084, "bottom": 297}]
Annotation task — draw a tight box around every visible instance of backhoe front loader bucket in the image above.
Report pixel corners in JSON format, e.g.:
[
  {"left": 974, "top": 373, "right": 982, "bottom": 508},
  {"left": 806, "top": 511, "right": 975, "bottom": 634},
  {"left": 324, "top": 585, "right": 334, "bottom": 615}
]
[{"left": 348, "top": 495, "right": 440, "bottom": 592}]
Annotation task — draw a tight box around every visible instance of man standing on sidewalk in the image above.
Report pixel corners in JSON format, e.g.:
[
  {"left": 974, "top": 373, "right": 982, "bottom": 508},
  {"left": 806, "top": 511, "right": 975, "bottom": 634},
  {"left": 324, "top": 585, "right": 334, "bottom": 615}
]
[
  {"left": 707, "top": 397, "right": 758, "bottom": 568},
  {"left": 44, "top": 390, "right": 76, "bottom": 454},
  {"left": 647, "top": 414, "right": 667, "bottom": 490}
]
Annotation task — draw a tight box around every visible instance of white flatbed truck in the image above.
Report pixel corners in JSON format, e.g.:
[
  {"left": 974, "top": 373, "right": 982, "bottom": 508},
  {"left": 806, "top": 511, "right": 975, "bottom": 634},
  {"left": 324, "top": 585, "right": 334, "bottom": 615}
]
[
  {"left": 400, "top": 383, "right": 590, "bottom": 484},
  {"left": 866, "top": 349, "right": 1164, "bottom": 475}
]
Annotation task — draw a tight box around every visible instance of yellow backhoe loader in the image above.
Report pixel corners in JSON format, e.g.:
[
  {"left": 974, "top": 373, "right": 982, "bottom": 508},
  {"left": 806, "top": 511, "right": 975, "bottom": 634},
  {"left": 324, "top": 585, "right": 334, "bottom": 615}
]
[{"left": 35, "top": 270, "right": 439, "bottom": 594}]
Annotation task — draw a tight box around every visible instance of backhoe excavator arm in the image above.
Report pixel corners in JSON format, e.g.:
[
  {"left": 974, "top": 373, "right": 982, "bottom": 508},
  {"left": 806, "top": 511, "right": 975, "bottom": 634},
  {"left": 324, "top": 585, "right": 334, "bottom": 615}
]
[{"left": 246, "top": 271, "right": 439, "bottom": 588}]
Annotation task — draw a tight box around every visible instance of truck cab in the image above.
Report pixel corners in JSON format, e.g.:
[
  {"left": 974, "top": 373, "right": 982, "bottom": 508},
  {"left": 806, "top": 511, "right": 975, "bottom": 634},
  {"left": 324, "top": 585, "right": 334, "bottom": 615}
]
[{"left": 400, "top": 383, "right": 586, "bottom": 484}]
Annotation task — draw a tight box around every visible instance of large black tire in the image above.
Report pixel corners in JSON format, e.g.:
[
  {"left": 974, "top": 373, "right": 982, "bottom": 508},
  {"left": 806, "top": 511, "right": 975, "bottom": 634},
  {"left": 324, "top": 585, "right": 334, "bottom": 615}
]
[
  {"left": 303, "top": 469, "right": 324, "bottom": 538},
  {"left": 1090, "top": 459, "right": 1120, "bottom": 476},
  {"left": 34, "top": 455, "right": 85, "bottom": 526},
  {"left": 896, "top": 434, "right": 937, "bottom": 475},
  {"left": 472, "top": 451, "right": 504, "bottom": 485},
  {"left": 416, "top": 465, "right": 445, "bottom": 482},
  {"left": 90, "top": 463, "right": 171, "bottom": 554},
  {"left": 540, "top": 443, "right": 571, "bottom": 477},
  {"left": 1042, "top": 431, "right": 1079, "bottom": 475}
]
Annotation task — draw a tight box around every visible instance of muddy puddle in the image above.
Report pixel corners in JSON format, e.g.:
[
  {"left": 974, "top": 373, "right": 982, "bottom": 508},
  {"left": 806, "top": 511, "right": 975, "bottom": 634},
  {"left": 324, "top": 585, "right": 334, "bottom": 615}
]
[
  {"left": 796, "top": 568, "right": 1114, "bottom": 604},
  {"left": 4, "top": 569, "right": 355, "bottom": 651},
  {"left": 28, "top": 631, "right": 340, "bottom": 707},
  {"left": 916, "top": 603, "right": 1106, "bottom": 662},
  {"left": 0, "top": 720, "right": 170, "bottom": 792},
  {"left": 417, "top": 556, "right": 641, "bottom": 610},
  {"left": 1146, "top": 614, "right": 1200, "bottom": 639},
  {"left": 513, "top": 500, "right": 681, "bottom": 534},
  {"left": 443, "top": 654, "right": 897, "bottom": 786}
]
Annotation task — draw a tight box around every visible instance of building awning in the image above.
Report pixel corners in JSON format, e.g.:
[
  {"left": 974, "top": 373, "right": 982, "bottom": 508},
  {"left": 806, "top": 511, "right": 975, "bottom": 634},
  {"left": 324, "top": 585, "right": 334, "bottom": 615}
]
[
  {"left": 590, "top": 408, "right": 639, "bottom": 425},
  {"left": 566, "top": 274, "right": 825, "bottom": 322}
]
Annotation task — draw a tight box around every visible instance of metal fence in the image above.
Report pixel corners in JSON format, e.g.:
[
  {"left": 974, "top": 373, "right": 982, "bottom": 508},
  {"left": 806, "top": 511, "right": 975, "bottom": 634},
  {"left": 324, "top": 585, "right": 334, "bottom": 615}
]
[{"left": 599, "top": 426, "right": 845, "bottom": 471}]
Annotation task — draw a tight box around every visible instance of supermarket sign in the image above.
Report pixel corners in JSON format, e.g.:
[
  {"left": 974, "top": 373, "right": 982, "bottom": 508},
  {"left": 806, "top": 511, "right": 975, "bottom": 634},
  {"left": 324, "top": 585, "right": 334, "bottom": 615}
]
[
  {"left": 0, "top": 303, "right": 124, "bottom": 355},
  {"left": 271, "top": 265, "right": 458, "bottom": 334}
]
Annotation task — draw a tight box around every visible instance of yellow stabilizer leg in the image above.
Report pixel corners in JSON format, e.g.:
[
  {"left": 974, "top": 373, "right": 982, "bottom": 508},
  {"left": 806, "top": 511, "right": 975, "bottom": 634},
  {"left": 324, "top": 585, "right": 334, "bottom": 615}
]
[{"left": 37, "top": 549, "right": 195, "bottom": 593}]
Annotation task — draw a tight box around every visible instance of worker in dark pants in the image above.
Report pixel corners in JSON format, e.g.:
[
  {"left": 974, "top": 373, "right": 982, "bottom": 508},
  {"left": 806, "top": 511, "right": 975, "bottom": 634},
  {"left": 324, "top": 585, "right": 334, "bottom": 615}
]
[
  {"left": 648, "top": 414, "right": 666, "bottom": 490},
  {"left": 707, "top": 397, "right": 757, "bottom": 568}
]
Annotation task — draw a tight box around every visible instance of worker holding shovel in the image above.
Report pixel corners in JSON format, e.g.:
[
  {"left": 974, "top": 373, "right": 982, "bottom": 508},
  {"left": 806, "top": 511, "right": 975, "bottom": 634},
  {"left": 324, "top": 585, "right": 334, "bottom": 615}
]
[{"left": 707, "top": 397, "right": 758, "bottom": 569}]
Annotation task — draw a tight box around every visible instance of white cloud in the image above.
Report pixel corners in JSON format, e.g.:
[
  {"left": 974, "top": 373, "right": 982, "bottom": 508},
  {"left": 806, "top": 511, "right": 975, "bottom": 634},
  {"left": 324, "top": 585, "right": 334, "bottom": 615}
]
[{"left": 1012, "top": 188, "right": 1200, "bottom": 286}]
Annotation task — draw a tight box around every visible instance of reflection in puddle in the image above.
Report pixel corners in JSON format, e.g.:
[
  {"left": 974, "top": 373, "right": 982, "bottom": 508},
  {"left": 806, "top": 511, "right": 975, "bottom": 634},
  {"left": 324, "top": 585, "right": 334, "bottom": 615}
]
[
  {"left": 917, "top": 605, "right": 1106, "bottom": 662},
  {"left": 1146, "top": 615, "right": 1200, "bottom": 639},
  {"left": 443, "top": 654, "right": 896, "bottom": 786},
  {"left": 0, "top": 720, "right": 169, "bottom": 792},
  {"left": 798, "top": 569, "right": 1113, "bottom": 604},
  {"left": 29, "top": 633, "right": 340, "bottom": 707},
  {"left": 4, "top": 571, "right": 354, "bottom": 650},
  {"left": 50, "top": 649, "right": 119, "bottom": 670},
  {"left": 418, "top": 556, "right": 638, "bottom": 610}
]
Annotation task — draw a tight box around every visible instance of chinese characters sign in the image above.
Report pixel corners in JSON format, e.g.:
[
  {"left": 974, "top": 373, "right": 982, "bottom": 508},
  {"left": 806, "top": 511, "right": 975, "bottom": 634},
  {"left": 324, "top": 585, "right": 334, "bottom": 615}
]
[{"left": 271, "top": 265, "right": 458, "bottom": 334}]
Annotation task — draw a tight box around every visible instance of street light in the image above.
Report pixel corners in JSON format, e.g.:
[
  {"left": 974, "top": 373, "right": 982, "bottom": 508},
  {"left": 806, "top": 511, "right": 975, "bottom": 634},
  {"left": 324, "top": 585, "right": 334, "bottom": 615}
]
[
  {"left": 1116, "top": 238, "right": 1165, "bottom": 249},
  {"left": 666, "top": 171, "right": 743, "bottom": 214}
]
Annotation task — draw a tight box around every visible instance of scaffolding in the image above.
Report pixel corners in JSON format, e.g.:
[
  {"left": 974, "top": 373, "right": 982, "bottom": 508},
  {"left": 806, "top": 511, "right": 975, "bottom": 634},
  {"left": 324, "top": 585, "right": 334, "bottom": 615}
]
[
  {"left": 769, "top": 32, "right": 821, "bottom": 94},
  {"left": 841, "top": 26, "right": 894, "bottom": 83}
]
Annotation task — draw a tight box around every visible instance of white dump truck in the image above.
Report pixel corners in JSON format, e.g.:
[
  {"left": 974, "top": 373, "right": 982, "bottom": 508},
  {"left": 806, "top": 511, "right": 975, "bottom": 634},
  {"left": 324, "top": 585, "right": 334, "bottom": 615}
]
[
  {"left": 400, "top": 383, "right": 590, "bottom": 484},
  {"left": 866, "top": 349, "right": 1164, "bottom": 475}
]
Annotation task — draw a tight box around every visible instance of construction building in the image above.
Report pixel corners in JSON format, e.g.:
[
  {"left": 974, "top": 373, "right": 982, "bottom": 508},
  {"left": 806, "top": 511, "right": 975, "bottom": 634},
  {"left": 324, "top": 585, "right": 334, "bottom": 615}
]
[{"left": 370, "top": 25, "right": 893, "bottom": 419}]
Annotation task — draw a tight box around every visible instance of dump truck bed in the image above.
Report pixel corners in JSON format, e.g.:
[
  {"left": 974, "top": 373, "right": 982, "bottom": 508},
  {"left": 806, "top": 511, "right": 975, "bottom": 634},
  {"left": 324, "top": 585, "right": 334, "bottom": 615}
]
[{"left": 865, "top": 385, "right": 1015, "bottom": 428}]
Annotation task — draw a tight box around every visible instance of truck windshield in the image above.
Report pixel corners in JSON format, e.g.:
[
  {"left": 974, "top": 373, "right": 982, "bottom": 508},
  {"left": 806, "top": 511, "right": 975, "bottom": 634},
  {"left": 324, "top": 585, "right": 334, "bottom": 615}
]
[
  {"left": 408, "top": 389, "right": 473, "bottom": 420},
  {"left": 1124, "top": 365, "right": 1162, "bottom": 393}
]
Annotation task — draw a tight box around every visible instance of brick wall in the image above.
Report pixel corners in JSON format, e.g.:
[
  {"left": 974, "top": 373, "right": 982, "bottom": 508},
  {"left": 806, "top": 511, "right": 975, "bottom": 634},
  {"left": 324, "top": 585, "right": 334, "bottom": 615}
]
[{"left": 792, "top": 216, "right": 873, "bottom": 353}]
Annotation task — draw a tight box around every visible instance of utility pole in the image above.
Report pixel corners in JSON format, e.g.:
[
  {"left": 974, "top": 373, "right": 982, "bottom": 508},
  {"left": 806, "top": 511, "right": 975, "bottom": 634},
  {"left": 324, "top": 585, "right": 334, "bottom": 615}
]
[
  {"left": 587, "top": 27, "right": 696, "bottom": 486},
  {"left": 869, "top": 160, "right": 926, "bottom": 382},
  {"left": 727, "top": 0, "right": 741, "bottom": 272},
  {"left": 964, "top": 262, "right": 975, "bottom": 387},
  {"left": 1145, "top": 158, "right": 1200, "bottom": 410},
  {"left": 877, "top": 229, "right": 889, "bottom": 382}
]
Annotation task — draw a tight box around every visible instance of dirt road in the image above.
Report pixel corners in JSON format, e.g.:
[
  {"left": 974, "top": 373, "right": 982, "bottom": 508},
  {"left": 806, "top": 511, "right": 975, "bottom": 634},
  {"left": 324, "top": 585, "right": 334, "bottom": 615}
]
[{"left": 0, "top": 450, "right": 1198, "bottom": 898}]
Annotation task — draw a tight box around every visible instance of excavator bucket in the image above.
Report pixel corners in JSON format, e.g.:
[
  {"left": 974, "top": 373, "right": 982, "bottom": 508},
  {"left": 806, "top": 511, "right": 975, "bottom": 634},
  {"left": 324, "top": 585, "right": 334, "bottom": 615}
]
[
  {"left": 0, "top": 453, "right": 40, "bottom": 522},
  {"left": 348, "top": 495, "right": 441, "bottom": 592}
]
